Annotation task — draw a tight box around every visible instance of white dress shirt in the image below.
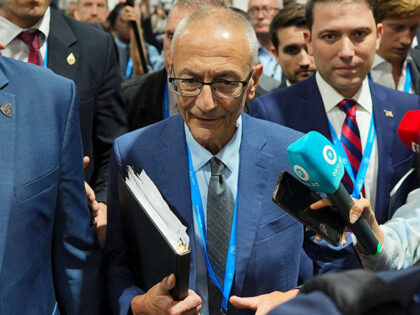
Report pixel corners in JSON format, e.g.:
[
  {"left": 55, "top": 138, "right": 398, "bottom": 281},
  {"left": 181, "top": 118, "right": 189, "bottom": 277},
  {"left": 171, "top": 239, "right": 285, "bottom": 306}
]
[
  {"left": 370, "top": 53, "right": 414, "bottom": 93},
  {"left": 316, "top": 72, "right": 378, "bottom": 208},
  {"left": 0, "top": 7, "right": 50, "bottom": 62}
]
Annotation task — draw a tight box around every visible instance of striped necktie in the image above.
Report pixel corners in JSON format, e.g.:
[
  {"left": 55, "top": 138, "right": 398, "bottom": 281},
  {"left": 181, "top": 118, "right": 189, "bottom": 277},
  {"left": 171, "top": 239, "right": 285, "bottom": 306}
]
[
  {"left": 19, "top": 30, "right": 43, "bottom": 66},
  {"left": 338, "top": 99, "right": 365, "bottom": 196}
]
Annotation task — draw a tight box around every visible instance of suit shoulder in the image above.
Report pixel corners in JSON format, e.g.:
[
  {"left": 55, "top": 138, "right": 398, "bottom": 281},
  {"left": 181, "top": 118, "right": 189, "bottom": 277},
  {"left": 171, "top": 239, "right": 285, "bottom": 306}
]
[
  {"left": 373, "top": 82, "right": 420, "bottom": 106},
  {"left": 248, "top": 114, "right": 302, "bottom": 138},
  {"left": 0, "top": 57, "right": 73, "bottom": 88},
  {"left": 56, "top": 12, "right": 111, "bottom": 47},
  {"left": 115, "top": 116, "right": 179, "bottom": 151}
]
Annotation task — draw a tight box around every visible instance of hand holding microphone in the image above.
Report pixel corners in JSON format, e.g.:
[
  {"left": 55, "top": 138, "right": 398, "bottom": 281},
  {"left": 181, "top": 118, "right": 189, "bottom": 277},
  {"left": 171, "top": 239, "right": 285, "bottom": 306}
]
[{"left": 287, "top": 131, "right": 381, "bottom": 256}]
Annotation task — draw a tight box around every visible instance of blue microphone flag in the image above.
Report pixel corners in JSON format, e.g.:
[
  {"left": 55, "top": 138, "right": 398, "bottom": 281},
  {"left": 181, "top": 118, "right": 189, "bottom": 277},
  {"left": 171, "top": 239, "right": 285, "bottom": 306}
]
[{"left": 287, "top": 131, "right": 344, "bottom": 194}]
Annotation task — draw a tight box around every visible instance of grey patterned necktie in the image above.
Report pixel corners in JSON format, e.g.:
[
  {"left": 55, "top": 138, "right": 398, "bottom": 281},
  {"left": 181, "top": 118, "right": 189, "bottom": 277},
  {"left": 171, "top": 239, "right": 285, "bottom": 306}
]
[{"left": 206, "top": 157, "right": 235, "bottom": 314}]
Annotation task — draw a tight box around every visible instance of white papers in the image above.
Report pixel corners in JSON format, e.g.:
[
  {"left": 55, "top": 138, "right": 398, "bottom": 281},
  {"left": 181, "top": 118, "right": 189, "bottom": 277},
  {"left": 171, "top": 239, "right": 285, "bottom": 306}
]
[{"left": 125, "top": 166, "right": 190, "bottom": 254}]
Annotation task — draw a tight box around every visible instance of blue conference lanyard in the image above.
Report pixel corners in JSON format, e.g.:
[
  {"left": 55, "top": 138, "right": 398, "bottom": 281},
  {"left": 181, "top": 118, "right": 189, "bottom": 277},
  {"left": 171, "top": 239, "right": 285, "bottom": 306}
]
[
  {"left": 328, "top": 115, "right": 376, "bottom": 199},
  {"left": 163, "top": 80, "right": 170, "bottom": 119},
  {"left": 368, "top": 63, "right": 412, "bottom": 93},
  {"left": 125, "top": 57, "right": 133, "bottom": 79},
  {"left": 43, "top": 41, "right": 48, "bottom": 67},
  {"left": 187, "top": 146, "right": 237, "bottom": 312}
]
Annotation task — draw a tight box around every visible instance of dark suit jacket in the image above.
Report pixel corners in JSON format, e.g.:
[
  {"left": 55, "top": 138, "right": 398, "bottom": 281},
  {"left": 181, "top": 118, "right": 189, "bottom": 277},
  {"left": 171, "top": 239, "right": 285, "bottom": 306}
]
[
  {"left": 122, "top": 68, "right": 167, "bottom": 131},
  {"left": 48, "top": 8, "right": 127, "bottom": 202},
  {"left": 106, "top": 114, "right": 304, "bottom": 315},
  {"left": 0, "top": 57, "right": 102, "bottom": 314},
  {"left": 251, "top": 74, "right": 420, "bottom": 223},
  {"left": 409, "top": 48, "right": 420, "bottom": 95},
  {"left": 270, "top": 266, "right": 420, "bottom": 315}
]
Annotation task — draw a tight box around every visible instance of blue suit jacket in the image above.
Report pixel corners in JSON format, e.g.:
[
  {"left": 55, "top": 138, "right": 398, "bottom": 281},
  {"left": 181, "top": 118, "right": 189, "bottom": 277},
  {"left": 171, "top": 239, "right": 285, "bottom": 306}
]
[
  {"left": 0, "top": 57, "right": 102, "bottom": 314},
  {"left": 251, "top": 74, "right": 420, "bottom": 223},
  {"left": 106, "top": 114, "right": 304, "bottom": 314}
]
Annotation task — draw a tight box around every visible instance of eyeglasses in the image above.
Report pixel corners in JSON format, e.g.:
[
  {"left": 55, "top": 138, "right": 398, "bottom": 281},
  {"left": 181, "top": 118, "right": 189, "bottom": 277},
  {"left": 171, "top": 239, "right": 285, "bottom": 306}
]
[
  {"left": 169, "top": 70, "right": 254, "bottom": 99},
  {"left": 248, "top": 6, "right": 279, "bottom": 17}
]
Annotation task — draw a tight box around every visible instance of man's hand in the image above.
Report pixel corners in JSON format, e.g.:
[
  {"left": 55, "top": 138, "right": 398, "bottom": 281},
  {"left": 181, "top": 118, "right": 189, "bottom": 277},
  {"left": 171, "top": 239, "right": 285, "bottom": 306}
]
[
  {"left": 130, "top": 274, "right": 202, "bottom": 315},
  {"left": 229, "top": 289, "right": 299, "bottom": 315},
  {"left": 83, "top": 156, "right": 107, "bottom": 249}
]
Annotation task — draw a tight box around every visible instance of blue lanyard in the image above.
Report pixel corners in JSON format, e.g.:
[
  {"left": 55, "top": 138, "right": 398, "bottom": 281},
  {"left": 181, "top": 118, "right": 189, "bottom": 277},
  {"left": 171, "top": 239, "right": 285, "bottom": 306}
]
[
  {"left": 163, "top": 80, "right": 170, "bottom": 119},
  {"left": 404, "top": 63, "right": 412, "bottom": 93},
  {"left": 43, "top": 41, "right": 48, "bottom": 67},
  {"left": 125, "top": 57, "right": 133, "bottom": 79},
  {"left": 368, "top": 63, "right": 412, "bottom": 93},
  {"left": 187, "top": 146, "right": 237, "bottom": 311},
  {"left": 328, "top": 114, "right": 376, "bottom": 199}
]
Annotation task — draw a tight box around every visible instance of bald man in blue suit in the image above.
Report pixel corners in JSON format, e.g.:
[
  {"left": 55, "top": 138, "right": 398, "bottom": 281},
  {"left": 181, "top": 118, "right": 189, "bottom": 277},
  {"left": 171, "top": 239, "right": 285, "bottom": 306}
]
[{"left": 0, "top": 56, "right": 102, "bottom": 314}]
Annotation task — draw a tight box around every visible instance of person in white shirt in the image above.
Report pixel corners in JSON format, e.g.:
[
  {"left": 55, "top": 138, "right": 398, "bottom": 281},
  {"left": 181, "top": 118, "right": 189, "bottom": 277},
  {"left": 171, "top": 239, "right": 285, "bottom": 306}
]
[{"left": 370, "top": 0, "right": 420, "bottom": 94}]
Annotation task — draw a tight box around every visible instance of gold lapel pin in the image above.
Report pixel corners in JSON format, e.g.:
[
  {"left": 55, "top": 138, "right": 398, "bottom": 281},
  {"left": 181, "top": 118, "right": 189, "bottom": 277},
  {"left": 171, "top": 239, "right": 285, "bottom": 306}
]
[
  {"left": 0, "top": 103, "right": 13, "bottom": 118},
  {"left": 67, "top": 53, "right": 76, "bottom": 66},
  {"left": 384, "top": 110, "right": 393, "bottom": 118}
]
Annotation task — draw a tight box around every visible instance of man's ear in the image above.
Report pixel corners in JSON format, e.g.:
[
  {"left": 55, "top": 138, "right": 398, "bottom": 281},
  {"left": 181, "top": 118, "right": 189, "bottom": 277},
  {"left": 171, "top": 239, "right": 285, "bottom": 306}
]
[
  {"left": 303, "top": 30, "right": 313, "bottom": 56},
  {"left": 246, "top": 64, "right": 263, "bottom": 100},
  {"left": 376, "top": 23, "right": 383, "bottom": 51}
]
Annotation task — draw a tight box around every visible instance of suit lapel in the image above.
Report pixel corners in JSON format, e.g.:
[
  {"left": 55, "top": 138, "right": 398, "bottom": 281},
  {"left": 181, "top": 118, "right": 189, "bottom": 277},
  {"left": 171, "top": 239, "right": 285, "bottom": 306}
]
[
  {"left": 370, "top": 82, "right": 397, "bottom": 222},
  {"left": 300, "top": 75, "right": 332, "bottom": 139},
  {"left": 152, "top": 116, "right": 197, "bottom": 289},
  {"left": 409, "top": 49, "right": 420, "bottom": 95},
  {"left": 0, "top": 64, "right": 16, "bottom": 274},
  {"left": 235, "top": 114, "right": 272, "bottom": 294},
  {"left": 47, "top": 9, "right": 78, "bottom": 81}
]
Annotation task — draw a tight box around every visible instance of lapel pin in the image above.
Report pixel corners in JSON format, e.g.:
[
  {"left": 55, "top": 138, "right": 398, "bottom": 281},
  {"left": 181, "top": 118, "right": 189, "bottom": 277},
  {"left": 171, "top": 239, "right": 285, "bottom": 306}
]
[
  {"left": 384, "top": 110, "right": 393, "bottom": 118},
  {"left": 0, "top": 103, "right": 13, "bottom": 118},
  {"left": 67, "top": 53, "right": 76, "bottom": 66}
]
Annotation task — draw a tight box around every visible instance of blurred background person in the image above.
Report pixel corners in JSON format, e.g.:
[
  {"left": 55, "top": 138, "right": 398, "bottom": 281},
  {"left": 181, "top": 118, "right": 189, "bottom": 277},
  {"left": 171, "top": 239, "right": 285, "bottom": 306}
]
[
  {"left": 122, "top": 0, "right": 224, "bottom": 131},
  {"left": 74, "top": 0, "right": 110, "bottom": 29},
  {"left": 270, "top": 2, "right": 316, "bottom": 88},
  {"left": 248, "top": 0, "right": 283, "bottom": 83},
  {"left": 371, "top": 0, "right": 420, "bottom": 94},
  {"left": 108, "top": 2, "right": 163, "bottom": 79},
  {"left": 151, "top": 4, "right": 167, "bottom": 35}
]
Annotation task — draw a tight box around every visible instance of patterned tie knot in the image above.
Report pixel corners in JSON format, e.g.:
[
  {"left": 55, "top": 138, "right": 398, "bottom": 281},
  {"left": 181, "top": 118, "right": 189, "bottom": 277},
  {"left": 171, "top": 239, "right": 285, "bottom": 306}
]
[
  {"left": 19, "top": 30, "right": 41, "bottom": 50},
  {"left": 210, "top": 157, "right": 225, "bottom": 177},
  {"left": 338, "top": 98, "right": 357, "bottom": 117}
]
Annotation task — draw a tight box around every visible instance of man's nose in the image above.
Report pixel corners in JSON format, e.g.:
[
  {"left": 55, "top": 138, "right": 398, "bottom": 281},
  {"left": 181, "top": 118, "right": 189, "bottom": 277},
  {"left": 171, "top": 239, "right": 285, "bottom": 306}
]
[
  {"left": 195, "top": 84, "right": 217, "bottom": 112},
  {"left": 338, "top": 37, "right": 355, "bottom": 59}
]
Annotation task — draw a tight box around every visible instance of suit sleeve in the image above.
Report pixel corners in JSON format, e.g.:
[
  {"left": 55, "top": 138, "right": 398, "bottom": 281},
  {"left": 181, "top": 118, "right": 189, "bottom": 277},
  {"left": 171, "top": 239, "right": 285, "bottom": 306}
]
[
  {"left": 106, "top": 140, "right": 143, "bottom": 315},
  {"left": 53, "top": 80, "right": 104, "bottom": 314},
  {"left": 92, "top": 33, "right": 128, "bottom": 203}
]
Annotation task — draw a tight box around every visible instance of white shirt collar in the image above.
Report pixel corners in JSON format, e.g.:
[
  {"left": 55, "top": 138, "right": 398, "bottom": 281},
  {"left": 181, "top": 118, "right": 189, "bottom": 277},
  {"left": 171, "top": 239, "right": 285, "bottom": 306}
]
[
  {"left": 184, "top": 115, "right": 242, "bottom": 174},
  {"left": 0, "top": 6, "right": 50, "bottom": 45},
  {"left": 316, "top": 71, "right": 372, "bottom": 114}
]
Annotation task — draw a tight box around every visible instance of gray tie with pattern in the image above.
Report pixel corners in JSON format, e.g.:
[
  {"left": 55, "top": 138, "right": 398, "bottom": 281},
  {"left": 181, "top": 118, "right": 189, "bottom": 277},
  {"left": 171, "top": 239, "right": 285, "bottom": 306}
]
[{"left": 206, "top": 157, "right": 235, "bottom": 314}]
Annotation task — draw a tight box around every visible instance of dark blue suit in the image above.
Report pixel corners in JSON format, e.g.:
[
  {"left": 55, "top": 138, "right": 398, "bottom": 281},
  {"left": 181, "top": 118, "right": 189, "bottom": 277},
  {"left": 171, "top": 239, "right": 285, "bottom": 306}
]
[
  {"left": 106, "top": 114, "right": 304, "bottom": 314},
  {"left": 250, "top": 74, "right": 420, "bottom": 276},
  {"left": 0, "top": 57, "right": 102, "bottom": 314},
  {"left": 270, "top": 266, "right": 420, "bottom": 315},
  {"left": 251, "top": 74, "right": 420, "bottom": 223}
]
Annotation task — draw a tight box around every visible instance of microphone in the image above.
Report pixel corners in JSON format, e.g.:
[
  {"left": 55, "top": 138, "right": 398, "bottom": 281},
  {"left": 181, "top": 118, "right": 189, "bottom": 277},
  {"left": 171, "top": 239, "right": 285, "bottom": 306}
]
[
  {"left": 397, "top": 110, "right": 420, "bottom": 153},
  {"left": 287, "top": 131, "right": 381, "bottom": 256}
]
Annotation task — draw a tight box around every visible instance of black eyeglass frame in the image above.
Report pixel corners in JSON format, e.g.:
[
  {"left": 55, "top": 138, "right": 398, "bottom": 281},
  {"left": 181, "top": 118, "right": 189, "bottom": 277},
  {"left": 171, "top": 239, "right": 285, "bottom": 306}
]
[{"left": 168, "top": 69, "right": 254, "bottom": 99}]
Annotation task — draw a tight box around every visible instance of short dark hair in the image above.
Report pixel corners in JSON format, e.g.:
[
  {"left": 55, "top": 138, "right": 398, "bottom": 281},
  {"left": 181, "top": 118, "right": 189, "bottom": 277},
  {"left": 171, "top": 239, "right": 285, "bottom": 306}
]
[
  {"left": 305, "top": 0, "right": 380, "bottom": 31},
  {"left": 107, "top": 3, "right": 125, "bottom": 28},
  {"left": 270, "top": 3, "right": 307, "bottom": 52}
]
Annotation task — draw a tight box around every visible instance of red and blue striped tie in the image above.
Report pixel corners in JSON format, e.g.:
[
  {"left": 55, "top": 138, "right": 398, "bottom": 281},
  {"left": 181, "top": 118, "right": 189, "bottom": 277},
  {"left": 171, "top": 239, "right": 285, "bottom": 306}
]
[{"left": 338, "top": 99, "right": 365, "bottom": 196}]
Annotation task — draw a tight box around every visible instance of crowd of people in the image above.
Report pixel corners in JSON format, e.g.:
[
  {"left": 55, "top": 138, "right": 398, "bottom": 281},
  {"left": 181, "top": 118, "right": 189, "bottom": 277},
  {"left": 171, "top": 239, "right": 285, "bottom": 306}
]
[{"left": 0, "top": 0, "right": 419, "bottom": 314}]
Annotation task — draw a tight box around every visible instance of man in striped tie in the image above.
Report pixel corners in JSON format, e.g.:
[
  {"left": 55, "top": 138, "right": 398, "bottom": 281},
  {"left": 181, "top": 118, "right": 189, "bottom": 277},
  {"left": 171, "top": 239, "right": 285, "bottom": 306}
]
[{"left": 250, "top": 0, "right": 420, "bottom": 277}]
